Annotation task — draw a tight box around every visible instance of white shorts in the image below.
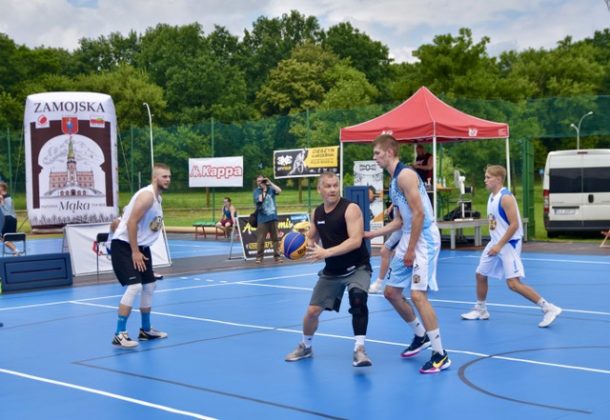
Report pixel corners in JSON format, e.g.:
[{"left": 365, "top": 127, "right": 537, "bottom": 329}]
[
  {"left": 476, "top": 239, "right": 525, "bottom": 280},
  {"left": 387, "top": 226, "right": 440, "bottom": 291},
  {"left": 384, "top": 230, "right": 402, "bottom": 251}
]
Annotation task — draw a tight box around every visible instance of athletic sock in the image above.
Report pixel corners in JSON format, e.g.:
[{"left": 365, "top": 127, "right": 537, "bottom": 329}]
[
  {"left": 426, "top": 328, "right": 444, "bottom": 354},
  {"left": 141, "top": 311, "right": 151, "bottom": 331},
  {"left": 354, "top": 335, "right": 365, "bottom": 350},
  {"left": 408, "top": 318, "right": 426, "bottom": 337},
  {"left": 537, "top": 298, "right": 549, "bottom": 311},
  {"left": 303, "top": 335, "right": 313, "bottom": 348},
  {"left": 116, "top": 315, "right": 128, "bottom": 335},
  {"left": 477, "top": 300, "right": 487, "bottom": 310}
]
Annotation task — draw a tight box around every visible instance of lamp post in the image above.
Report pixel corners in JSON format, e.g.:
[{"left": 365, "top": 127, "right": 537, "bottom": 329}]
[
  {"left": 143, "top": 102, "right": 154, "bottom": 173},
  {"left": 570, "top": 111, "right": 593, "bottom": 150}
]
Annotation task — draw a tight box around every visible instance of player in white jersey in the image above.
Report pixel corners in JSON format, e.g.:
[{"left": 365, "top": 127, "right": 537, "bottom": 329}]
[
  {"left": 110, "top": 163, "right": 171, "bottom": 348},
  {"left": 461, "top": 165, "right": 561, "bottom": 328},
  {"left": 367, "top": 134, "right": 450, "bottom": 374}
]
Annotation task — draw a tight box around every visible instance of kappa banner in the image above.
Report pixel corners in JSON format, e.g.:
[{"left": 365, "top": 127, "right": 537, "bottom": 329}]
[
  {"left": 189, "top": 156, "right": 244, "bottom": 187},
  {"left": 24, "top": 92, "right": 119, "bottom": 228},
  {"left": 274, "top": 146, "right": 339, "bottom": 178}
]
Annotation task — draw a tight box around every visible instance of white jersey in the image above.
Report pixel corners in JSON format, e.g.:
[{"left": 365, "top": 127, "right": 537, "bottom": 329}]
[
  {"left": 389, "top": 162, "right": 438, "bottom": 259},
  {"left": 487, "top": 187, "right": 523, "bottom": 244},
  {"left": 113, "top": 185, "right": 164, "bottom": 247}
]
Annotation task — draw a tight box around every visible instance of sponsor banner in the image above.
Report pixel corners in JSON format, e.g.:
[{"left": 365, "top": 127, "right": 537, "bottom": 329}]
[
  {"left": 64, "top": 223, "right": 171, "bottom": 276},
  {"left": 189, "top": 156, "right": 244, "bottom": 187},
  {"left": 236, "top": 213, "right": 310, "bottom": 260},
  {"left": 274, "top": 146, "right": 339, "bottom": 178},
  {"left": 24, "top": 92, "right": 119, "bottom": 228},
  {"left": 354, "top": 160, "right": 385, "bottom": 245}
]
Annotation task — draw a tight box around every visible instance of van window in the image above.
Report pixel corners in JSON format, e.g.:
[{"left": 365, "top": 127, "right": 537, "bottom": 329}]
[
  {"left": 583, "top": 167, "right": 610, "bottom": 193},
  {"left": 549, "top": 168, "right": 581, "bottom": 193}
]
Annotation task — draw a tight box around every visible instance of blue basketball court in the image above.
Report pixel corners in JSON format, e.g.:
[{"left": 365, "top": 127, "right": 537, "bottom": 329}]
[{"left": 1, "top": 236, "right": 609, "bottom": 419}]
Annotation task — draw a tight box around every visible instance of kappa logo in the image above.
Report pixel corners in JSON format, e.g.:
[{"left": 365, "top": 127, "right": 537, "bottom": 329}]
[{"left": 413, "top": 274, "right": 421, "bottom": 284}]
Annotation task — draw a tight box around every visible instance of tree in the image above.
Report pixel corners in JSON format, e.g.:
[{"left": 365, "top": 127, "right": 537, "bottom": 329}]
[
  {"left": 73, "top": 64, "right": 166, "bottom": 128},
  {"left": 238, "top": 11, "right": 323, "bottom": 100},
  {"left": 73, "top": 31, "right": 140, "bottom": 73},
  {"left": 323, "top": 22, "right": 391, "bottom": 94}
]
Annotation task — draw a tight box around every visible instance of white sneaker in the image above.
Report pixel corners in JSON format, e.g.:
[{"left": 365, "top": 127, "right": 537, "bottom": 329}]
[
  {"left": 368, "top": 281, "right": 384, "bottom": 294},
  {"left": 539, "top": 304, "right": 562, "bottom": 328},
  {"left": 461, "top": 307, "right": 490, "bottom": 320},
  {"left": 112, "top": 331, "right": 139, "bottom": 348}
]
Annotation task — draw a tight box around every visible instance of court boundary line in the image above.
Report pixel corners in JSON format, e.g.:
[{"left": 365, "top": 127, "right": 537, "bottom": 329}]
[
  {"left": 0, "top": 368, "right": 218, "bottom": 420},
  {"left": 70, "top": 301, "right": 610, "bottom": 376}
]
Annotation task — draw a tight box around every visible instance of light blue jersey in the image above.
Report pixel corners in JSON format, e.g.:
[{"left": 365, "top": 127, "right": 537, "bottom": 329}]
[
  {"left": 389, "top": 162, "right": 435, "bottom": 235},
  {"left": 387, "top": 162, "right": 440, "bottom": 291}
]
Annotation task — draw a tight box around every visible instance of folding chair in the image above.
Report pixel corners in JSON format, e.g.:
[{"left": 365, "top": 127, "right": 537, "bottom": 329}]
[
  {"left": 2, "top": 232, "right": 26, "bottom": 256},
  {"left": 95, "top": 232, "right": 109, "bottom": 281},
  {"left": 601, "top": 230, "right": 610, "bottom": 248}
]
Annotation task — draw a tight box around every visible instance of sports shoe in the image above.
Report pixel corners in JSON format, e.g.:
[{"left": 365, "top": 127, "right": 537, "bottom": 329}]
[
  {"left": 274, "top": 257, "right": 283, "bottom": 263},
  {"left": 285, "top": 342, "right": 313, "bottom": 362},
  {"left": 420, "top": 350, "right": 451, "bottom": 374},
  {"left": 112, "top": 331, "right": 139, "bottom": 348},
  {"left": 154, "top": 273, "right": 164, "bottom": 280},
  {"left": 538, "top": 304, "right": 562, "bottom": 328},
  {"left": 368, "top": 281, "right": 384, "bottom": 294},
  {"left": 461, "top": 306, "right": 490, "bottom": 320},
  {"left": 353, "top": 345, "right": 372, "bottom": 367},
  {"left": 255, "top": 258, "right": 263, "bottom": 264},
  {"left": 138, "top": 328, "right": 168, "bottom": 341},
  {"left": 400, "top": 334, "right": 431, "bottom": 358}
]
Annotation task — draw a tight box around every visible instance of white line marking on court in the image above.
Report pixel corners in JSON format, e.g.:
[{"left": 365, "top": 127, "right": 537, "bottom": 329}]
[
  {"left": 0, "top": 368, "right": 217, "bottom": 420},
  {"left": 70, "top": 301, "right": 610, "bottom": 376},
  {"left": 72, "top": 301, "right": 275, "bottom": 330},
  {"left": 463, "top": 255, "right": 610, "bottom": 265}
]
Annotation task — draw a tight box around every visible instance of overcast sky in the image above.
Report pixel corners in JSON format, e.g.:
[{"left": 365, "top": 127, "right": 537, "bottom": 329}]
[{"left": 1, "top": 0, "right": 608, "bottom": 63}]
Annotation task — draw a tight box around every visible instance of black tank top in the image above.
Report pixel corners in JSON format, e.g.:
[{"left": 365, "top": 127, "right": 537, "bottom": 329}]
[{"left": 314, "top": 197, "right": 370, "bottom": 275}]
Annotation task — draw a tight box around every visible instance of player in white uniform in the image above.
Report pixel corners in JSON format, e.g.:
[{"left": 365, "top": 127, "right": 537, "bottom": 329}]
[
  {"left": 368, "top": 203, "right": 402, "bottom": 294},
  {"left": 461, "top": 165, "right": 562, "bottom": 328},
  {"left": 369, "top": 135, "right": 450, "bottom": 374},
  {"left": 110, "top": 163, "right": 171, "bottom": 348}
]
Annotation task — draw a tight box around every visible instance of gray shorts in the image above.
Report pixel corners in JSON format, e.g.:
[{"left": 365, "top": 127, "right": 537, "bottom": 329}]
[{"left": 310, "top": 265, "right": 371, "bottom": 312}]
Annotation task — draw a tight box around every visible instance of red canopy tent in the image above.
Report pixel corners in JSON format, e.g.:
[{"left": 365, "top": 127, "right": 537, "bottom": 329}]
[{"left": 339, "top": 86, "right": 510, "bottom": 218}]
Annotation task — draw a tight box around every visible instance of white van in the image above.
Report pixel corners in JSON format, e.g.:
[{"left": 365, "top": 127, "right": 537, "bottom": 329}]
[{"left": 543, "top": 149, "right": 610, "bottom": 237}]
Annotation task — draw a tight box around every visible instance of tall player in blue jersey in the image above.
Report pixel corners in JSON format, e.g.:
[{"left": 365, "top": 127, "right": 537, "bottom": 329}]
[
  {"left": 461, "top": 165, "right": 561, "bottom": 327},
  {"left": 370, "top": 135, "right": 450, "bottom": 374}
]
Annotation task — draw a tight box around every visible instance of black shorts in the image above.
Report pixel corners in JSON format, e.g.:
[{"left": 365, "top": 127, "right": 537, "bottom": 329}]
[
  {"left": 1, "top": 215, "right": 17, "bottom": 236},
  {"left": 110, "top": 239, "right": 155, "bottom": 286}
]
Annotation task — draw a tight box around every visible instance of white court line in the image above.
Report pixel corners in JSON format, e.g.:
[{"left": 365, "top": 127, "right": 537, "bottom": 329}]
[
  {"left": 462, "top": 255, "right": 610, "bottom": 265},
  {"left": 0, "top": 368, "right": 217, "bottom": 420},
  {"left": 69, "top": 302, "right": 610, "bottom": 376}
]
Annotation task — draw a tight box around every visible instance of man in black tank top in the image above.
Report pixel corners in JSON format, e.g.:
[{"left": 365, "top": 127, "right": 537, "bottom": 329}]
[{"left": 285, "top": 172, "right": 373, "bottom": 367}]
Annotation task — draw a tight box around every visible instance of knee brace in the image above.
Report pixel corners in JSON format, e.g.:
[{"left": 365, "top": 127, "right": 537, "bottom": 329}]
[
  {"left": 140, "top": 282, "right": 156, "bottom": 308},
  {"left": 348, "top": 288, "right": 369, "bottom": 317},
  {"left": 120, "top": 283, "right": 142, "bottom": 307}
]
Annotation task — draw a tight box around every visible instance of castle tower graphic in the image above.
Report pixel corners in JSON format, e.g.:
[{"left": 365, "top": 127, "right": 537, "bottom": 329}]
[{"left": 47, "top": 119, "right": 96, "bottom": 197}]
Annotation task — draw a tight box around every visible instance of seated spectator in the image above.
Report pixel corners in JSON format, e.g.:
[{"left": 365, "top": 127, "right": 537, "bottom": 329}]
[
  {"left": 0, "top": 181, "right": 21, "bottom": 256},
  {"left": 216, "top": 197, "right": 237, "bottom": 235}
]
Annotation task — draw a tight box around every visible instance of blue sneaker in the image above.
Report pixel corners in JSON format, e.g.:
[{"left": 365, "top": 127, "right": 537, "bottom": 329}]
[
  {"left": 400, "top": 334, "right": 431, "bottom": 358},
  {"left": 419, "top": 350, "right": 451, "bottom": 374}
]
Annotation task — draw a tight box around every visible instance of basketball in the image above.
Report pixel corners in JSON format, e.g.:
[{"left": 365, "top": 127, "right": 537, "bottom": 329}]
[{"left": 282, "top": 231, "right": 307, "bottom": 260}]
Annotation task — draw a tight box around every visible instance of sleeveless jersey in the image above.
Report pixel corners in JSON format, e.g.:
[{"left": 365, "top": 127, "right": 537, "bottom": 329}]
[
  {"left": 390, "top": 162, "right": 435, "bottom": 235},
  {"left": 314, "top": 197, "right": 370, "bottom": 275},
  {"left": 487, "top": 187, "right": 523, "bottom": 244},
  {"left": 113, "top": 185, "right": 164, "bottom": 247}
]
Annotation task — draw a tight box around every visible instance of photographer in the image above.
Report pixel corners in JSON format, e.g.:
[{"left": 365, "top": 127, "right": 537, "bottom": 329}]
[{"left": 253, "top": 175, "right": 282, "bottom": 264}]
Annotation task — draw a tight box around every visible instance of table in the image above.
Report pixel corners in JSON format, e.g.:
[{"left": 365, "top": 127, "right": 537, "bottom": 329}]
[{"left": 436, "top": 217, "right": 529, "bottom": 249}]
